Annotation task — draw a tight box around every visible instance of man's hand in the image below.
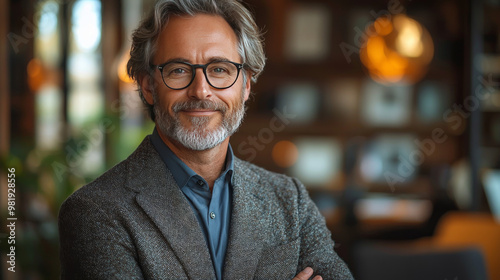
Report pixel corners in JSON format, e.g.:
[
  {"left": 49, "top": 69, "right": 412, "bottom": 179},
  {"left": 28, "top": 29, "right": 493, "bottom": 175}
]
[{"left": 292, "top": 267, "right": 323, "bottom": 280}]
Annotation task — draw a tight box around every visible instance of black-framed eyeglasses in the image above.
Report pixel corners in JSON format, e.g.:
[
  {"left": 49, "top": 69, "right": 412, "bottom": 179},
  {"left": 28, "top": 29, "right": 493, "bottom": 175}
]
[{"left": 153, "top": 60, "right": 244, "bottom": 90}]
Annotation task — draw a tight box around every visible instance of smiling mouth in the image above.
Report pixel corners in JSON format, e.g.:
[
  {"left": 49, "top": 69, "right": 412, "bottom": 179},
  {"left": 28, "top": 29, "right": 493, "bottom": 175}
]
[{"left": 180, "top": 109, "right": 218, "bottom": 116}]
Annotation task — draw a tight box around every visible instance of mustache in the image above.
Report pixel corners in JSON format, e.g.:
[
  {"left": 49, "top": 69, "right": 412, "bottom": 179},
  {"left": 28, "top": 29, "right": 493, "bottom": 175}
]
[{"left": 172, "top": 100, "right": 228, "bottom": 114}]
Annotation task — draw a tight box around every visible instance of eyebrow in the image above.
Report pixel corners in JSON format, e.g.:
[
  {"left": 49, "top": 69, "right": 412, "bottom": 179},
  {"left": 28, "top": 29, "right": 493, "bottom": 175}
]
[{"left": 157, "top": 56, "right": 235, "bottom": 66}]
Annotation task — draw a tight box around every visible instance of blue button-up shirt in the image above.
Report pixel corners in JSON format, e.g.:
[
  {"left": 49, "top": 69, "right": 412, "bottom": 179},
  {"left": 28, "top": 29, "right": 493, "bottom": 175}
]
[{"left": 150, "top": 128, "right": 233, "bottom": 280}]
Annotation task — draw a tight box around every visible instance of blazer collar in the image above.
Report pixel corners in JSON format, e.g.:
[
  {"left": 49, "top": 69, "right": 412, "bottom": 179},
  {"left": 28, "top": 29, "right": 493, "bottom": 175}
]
[
  {"left": 223, "top": 158, "right": 267, "bottom": 279},
  {"left": 126, "top": 136, "right": 216, "bottom": 279}
]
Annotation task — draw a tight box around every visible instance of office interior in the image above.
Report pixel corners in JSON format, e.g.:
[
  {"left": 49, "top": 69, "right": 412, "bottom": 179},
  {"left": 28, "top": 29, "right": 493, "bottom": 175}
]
[{"left": 1, "top": 0, "right": 500, "bottom": 279}]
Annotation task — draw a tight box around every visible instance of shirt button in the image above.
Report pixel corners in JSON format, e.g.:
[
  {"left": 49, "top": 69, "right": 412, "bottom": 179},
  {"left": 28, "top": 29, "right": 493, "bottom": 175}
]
[
  {"left": 197, "top": 180, "right": 204, "bottom": 186},
  {"left": 210, "top": 212, "right": 216, "bottom": 219}
]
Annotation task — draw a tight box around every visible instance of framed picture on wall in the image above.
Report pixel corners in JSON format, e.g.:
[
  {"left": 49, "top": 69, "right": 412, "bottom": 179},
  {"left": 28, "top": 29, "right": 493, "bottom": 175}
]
[
  {"left": 359, "top": 134, "right": 418, "bottom": 186},
  {"left": 360, "top": 80, "right": 413, "bottom": 127},
  {"left": 284, "top": 4, "right": 332, "bottom": 61},
  {"left": 290, "top": 137, "right": 343, "bottom": 189},
  {"left": 276, "top": 83, "right": 321, "bottom": 124}
]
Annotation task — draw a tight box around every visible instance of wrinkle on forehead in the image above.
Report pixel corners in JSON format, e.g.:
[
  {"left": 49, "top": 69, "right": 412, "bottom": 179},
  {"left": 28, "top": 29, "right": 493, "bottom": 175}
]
[{"left": 154, "top": 14, "right": 240, "bottom": 65}]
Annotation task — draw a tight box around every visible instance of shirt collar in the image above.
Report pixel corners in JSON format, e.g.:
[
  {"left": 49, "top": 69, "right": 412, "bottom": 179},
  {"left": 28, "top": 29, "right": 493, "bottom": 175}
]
[{"left": 150, "top": 127, "right": 234, "bottom": 188}]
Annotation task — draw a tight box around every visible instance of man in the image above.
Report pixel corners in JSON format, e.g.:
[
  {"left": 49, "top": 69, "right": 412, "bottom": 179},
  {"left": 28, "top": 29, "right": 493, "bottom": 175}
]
[{"left": 58, "top": 0, "right": 354, "bottom": 279}]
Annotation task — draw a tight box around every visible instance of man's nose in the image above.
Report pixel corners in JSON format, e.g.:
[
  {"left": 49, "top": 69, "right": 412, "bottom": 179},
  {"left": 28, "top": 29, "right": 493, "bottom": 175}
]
[{"left": 187, "top": 69, "right": 212, "bottom": 100}]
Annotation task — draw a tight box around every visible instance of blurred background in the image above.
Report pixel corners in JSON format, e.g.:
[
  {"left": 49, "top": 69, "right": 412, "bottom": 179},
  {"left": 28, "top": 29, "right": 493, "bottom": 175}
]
[{"left": 1, "top": 0, "right": 500, "bottom": 279}]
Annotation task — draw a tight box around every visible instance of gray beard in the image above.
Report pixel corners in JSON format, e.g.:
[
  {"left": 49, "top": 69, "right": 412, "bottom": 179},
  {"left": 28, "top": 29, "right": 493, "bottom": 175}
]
[{"left": 153, "top": 94, "right": 246, "bottom": 151}]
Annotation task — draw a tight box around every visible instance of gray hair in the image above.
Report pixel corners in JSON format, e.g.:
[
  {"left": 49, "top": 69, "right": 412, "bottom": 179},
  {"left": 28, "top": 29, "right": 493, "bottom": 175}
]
[{"left": 127, "top": 0, "right": 266, "bottom": 121}]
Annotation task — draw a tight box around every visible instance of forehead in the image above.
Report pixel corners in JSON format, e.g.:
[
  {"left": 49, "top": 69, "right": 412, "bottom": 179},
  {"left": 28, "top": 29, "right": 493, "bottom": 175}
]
[{"left": 154, "top": 14, "right": 240, "bottom": 63}]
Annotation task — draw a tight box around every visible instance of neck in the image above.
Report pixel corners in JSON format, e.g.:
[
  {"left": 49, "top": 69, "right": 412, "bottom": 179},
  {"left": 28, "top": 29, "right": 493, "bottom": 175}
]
[{"left": 157, "top": 129, "right": 229, "bottom": 190}]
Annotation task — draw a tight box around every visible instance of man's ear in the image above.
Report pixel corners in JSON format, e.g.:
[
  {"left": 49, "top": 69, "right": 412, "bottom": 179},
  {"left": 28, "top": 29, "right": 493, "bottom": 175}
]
[
  {"left": 140, "top": 76, "right": 154, "bottom": 105},
  {"left": 243, "top": 71, "right": 252, "bottom": 102}
]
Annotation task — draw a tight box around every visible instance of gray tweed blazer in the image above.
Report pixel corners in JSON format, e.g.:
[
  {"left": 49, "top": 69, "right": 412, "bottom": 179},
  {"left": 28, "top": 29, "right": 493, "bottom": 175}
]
[{"left": 58, "top": 136, "right": 353, "bottom": 280}]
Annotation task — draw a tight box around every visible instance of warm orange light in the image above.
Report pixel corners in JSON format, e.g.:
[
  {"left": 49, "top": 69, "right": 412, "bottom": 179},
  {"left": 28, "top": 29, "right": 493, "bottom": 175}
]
[
  {"left": 117, "top": 50, "right": 134, "bottom": 84},
  {"left": 366, "top": 36, "right": 386, "bottom": 64},
  {"left": 360, "top": 14, "right": 434, "bottom": 85},
  {"left": 272, "top": 140, "right": 299, "bottom": 168},
  {"left": 27, "top": 58, "right": 46, "bottom": 91},
  {"left": 394, "top": 16, "right": 424, "bottom": 58},
  {"left": 374, "top": 17, "right": 393, "bottom": 36}
]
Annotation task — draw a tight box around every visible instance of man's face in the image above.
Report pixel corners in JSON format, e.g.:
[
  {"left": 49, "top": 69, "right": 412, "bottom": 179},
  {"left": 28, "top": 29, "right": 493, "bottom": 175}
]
[{"left": 145, "top": 14, "right": 251, "bottom": 151}]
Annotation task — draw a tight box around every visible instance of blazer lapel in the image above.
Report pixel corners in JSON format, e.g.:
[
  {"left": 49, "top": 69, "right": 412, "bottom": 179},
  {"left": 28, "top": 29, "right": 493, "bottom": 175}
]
[
  {"left": 223, "top": 159, "right": 267, "bottom": 279},
  {"left": 126, "top": 137, "right": 215, "bottom": 279}
]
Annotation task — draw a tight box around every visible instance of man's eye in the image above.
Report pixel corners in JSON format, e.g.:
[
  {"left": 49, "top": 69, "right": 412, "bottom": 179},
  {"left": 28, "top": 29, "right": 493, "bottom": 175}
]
[
  {"left": 172, "top": 68, "right": 187, "bottom": 74},
  {"left": 210, "top": 66, "right": 230, "bottom": 75},
  {"left": 166, "top": 66, "right": 191, "bottom": 77}
]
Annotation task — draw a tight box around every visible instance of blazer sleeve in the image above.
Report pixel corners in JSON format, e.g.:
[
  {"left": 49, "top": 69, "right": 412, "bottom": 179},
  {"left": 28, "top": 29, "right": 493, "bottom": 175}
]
[
  {"left": 294, "top": 178, "right": 354, "bottom": 280},
  {"left": 58, "top": 194, "right": 144, "bottom": 280}
]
